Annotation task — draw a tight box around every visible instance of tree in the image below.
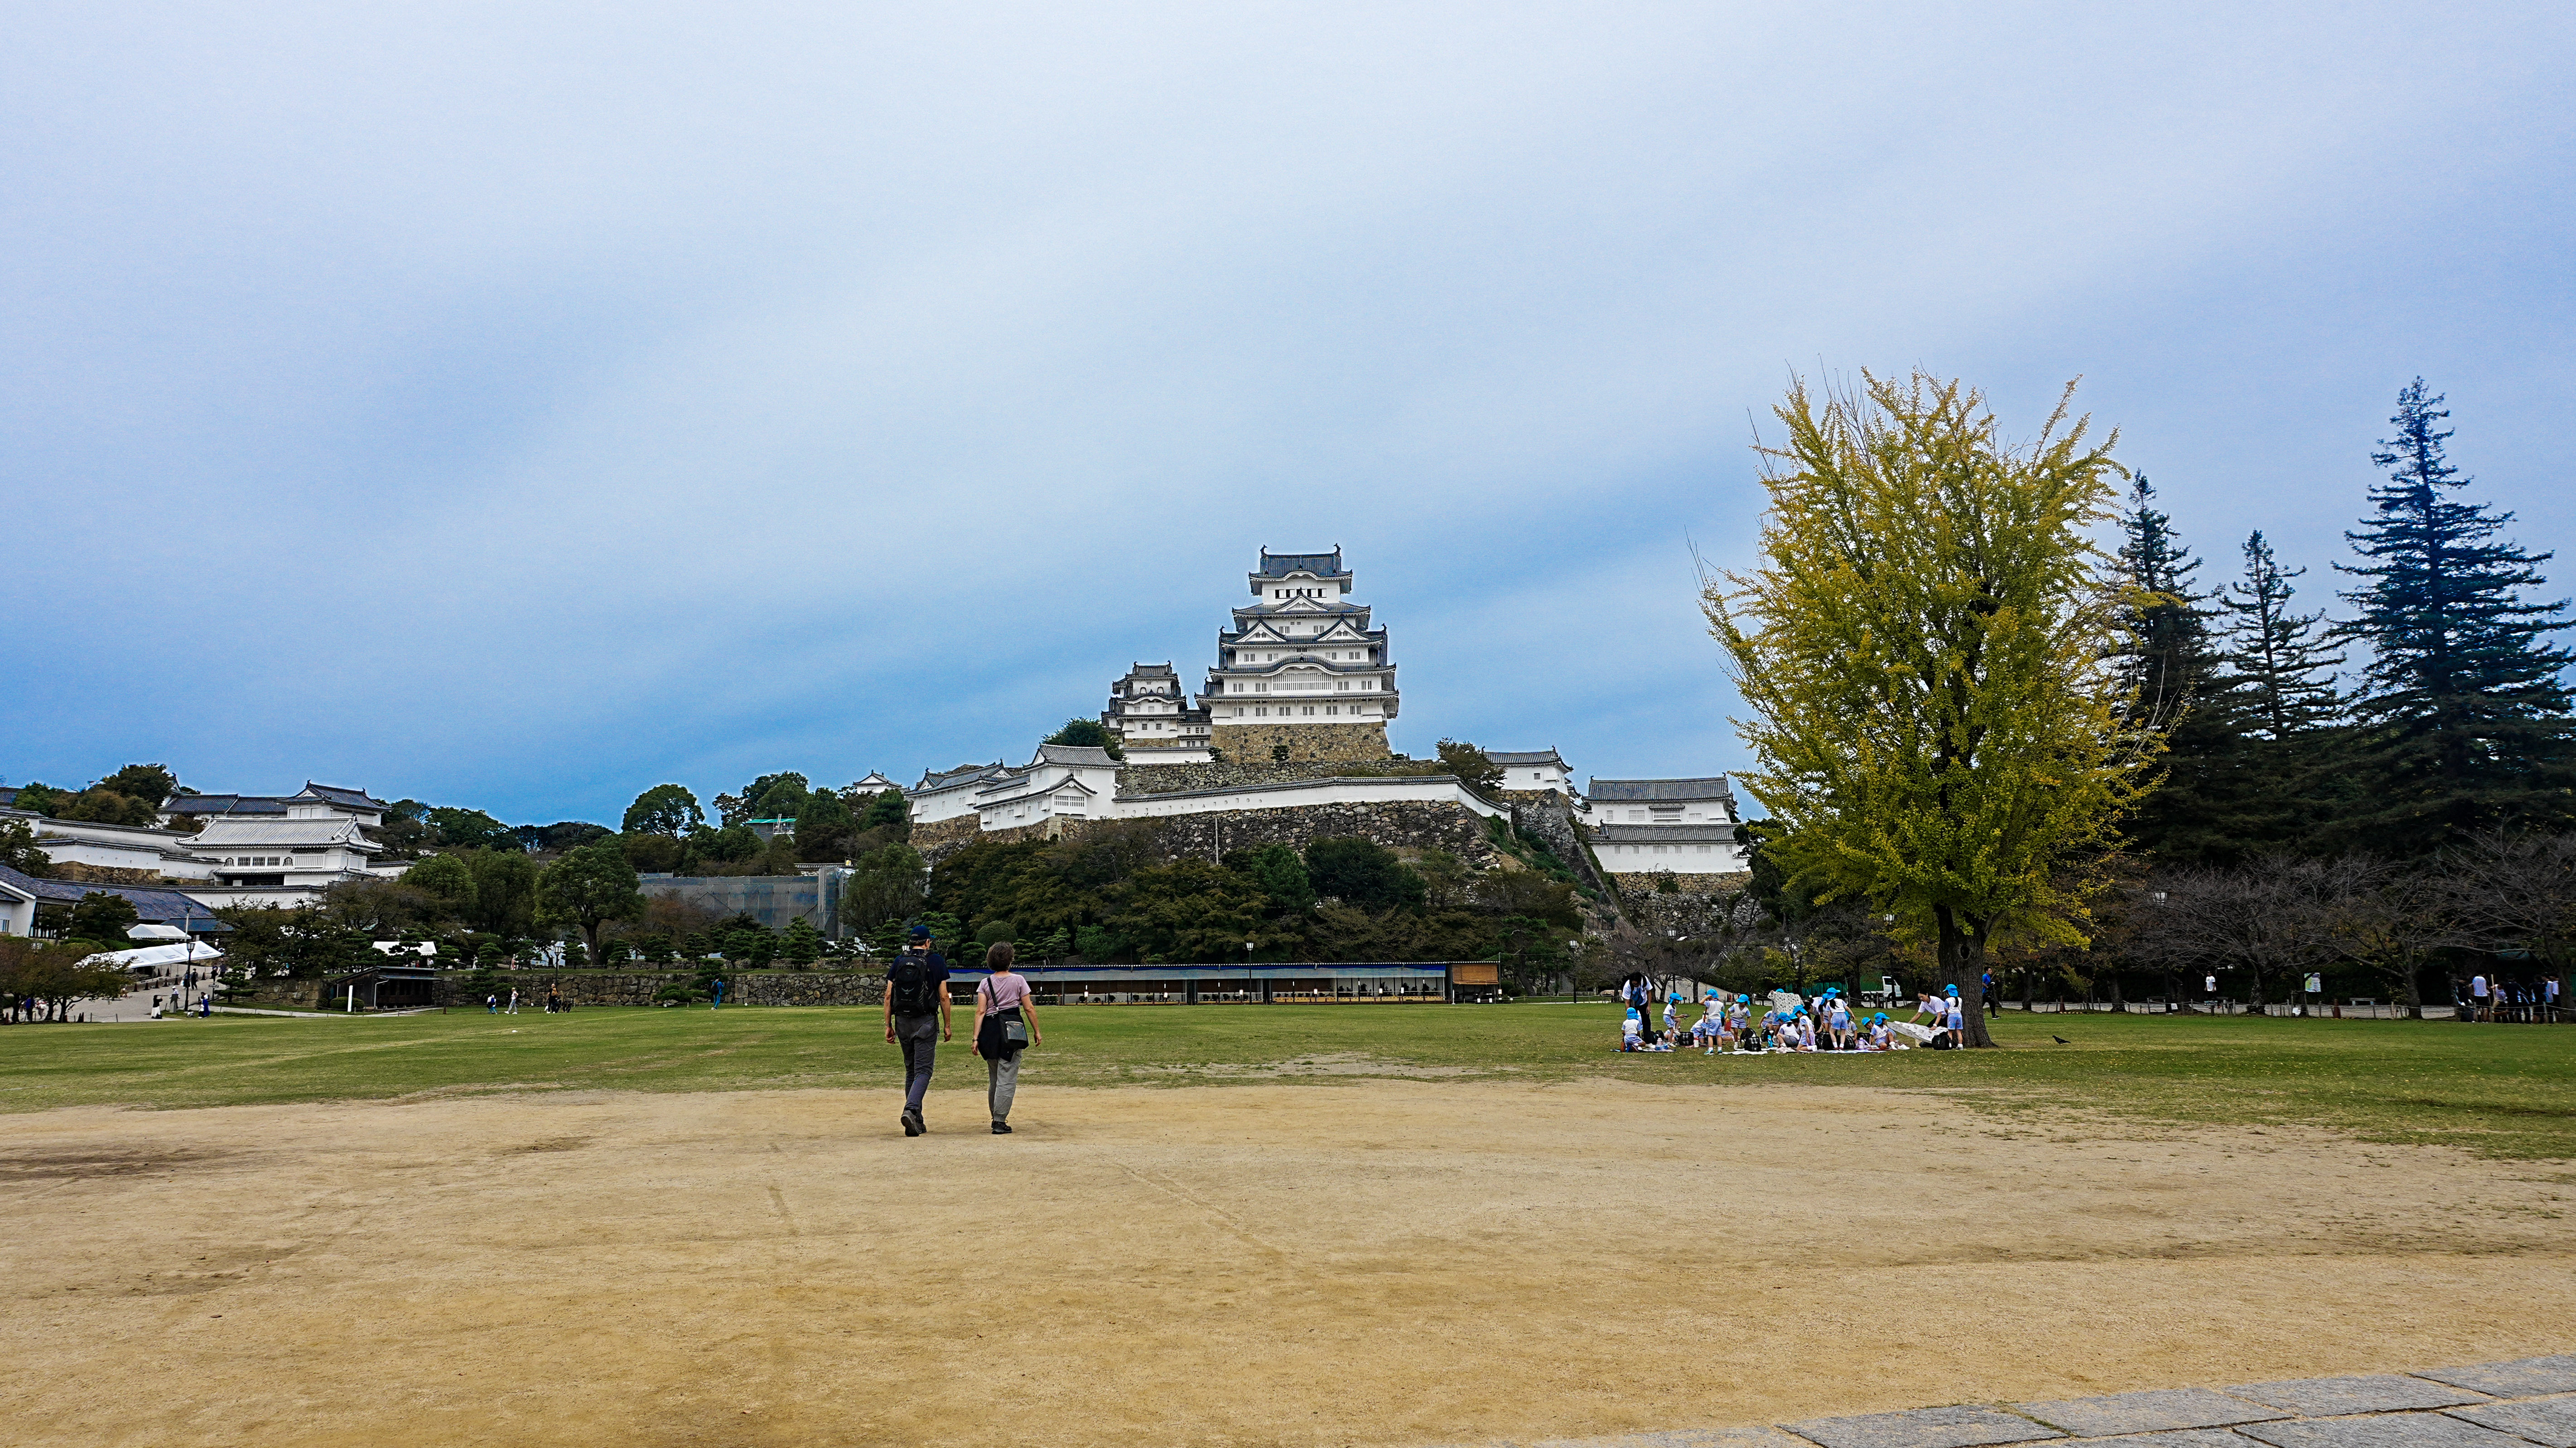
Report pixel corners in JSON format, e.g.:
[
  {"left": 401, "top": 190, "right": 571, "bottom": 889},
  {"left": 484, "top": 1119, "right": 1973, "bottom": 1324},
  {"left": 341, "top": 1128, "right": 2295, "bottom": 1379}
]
[
  {"left": 538, "top": 839, "right": 646, "bottom": 965},
  {"left": 10, "top": 782, "right": 68, "bottom": 817},
  {"left": 0, "top": 820, "right": 54, "bottom": 877},
  {"left": 2116, "top": 478, "right": 2264, "bottom": 864},
  {"left": 464, "top": 849, "right": 539, "bottom": 937},
  {"left": 58, "top": 787, "right": 157, "bottom": 826},
  {"left": 2336, "top": 379, "right": 2576, "bottom": 850},
  {"left": 1707, "top": 372, "right": 2156, "bottom": 1045},
  {"left": 781, "top": 916, "right": 823, "bottom": 967},
  {"left": 0, "top": 937, "right": 128, "bottom": 1022},
  {"left": 535, "top": 821, "right": 613, "bottom": 853},
  {"left": 1045, "top": 719, "right": 1124, "bottom": 760},
  {"left": 405, "top": 854, "right": 477, "bottom": 912},
  {"left": 96, "top": 764, "right": 178, "bottom": 807},
  {"left": 63, "top": 890, "right": 141, "bottom": 945},
  {"left": 1231, "top": 843, "right": 1316, "bottom": 912},
  {"left": 860, "top": 789, "right": 912, "bottom": 840},
  {"left": 740, "top": 772, "right": 811, "bottom": 821},
  {"left": 2224, "top": 531, "right": 2346, "bottom": 742},
  {"left": 427, "top": 806, "right": 519, "bottom": 851},
  {"left": 622, "top": 784, "right": 704, "bottom": 838},
  {"left": 1303, "top": 837, "right": 1425, "bottom": 911},
  {"left": 693, "top": 825, "right": 762, "bottom": 865},
  {"left": 1435, "top": 739, "right": 1503, "bottom": 792},
  {"left": 844, "top": 842, "right": 930, "bottom": 934},
  {"left": 2451, "top": 830, "right": 2576, "bottom": 986},
  {"left": 794, "top": 789, "right": 853, "bottom": 859}
]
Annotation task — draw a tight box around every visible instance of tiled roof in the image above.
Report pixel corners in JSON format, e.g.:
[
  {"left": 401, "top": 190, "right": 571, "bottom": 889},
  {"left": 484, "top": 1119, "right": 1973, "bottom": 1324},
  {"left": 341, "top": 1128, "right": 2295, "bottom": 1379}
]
[
  {"left": 1033, "top": 745, "right": 1120, "bottom": 767},
  {"left": 1121, "top": 662, "right": 1180, "bottom": 678},
  {"left": 0, "top": 864, "right": 229, "bottom": 930},
  {"left": 165, "top": 793, "right": 290, "bottom": 816},
  {"left": 298, "top": 783, "right": 386, "bottom": 809},
  {"left": 1487, "top": 749, "right": 1567, "bottom": 767},
  {"left": 1588, "top": 777, "right": 1736, "bottom": 803},
  {"left": 187, "top": 819, "right": 378, "bottom": 849},
  {"left": 1254, "top": 547, "right": 1347, "bottom": 579},
  {"left": 914, "top": 762, "right": 1007, "bottom": 792},
  {"left": 1591, "top": 824, "right": 1740, "bottom": 845}
]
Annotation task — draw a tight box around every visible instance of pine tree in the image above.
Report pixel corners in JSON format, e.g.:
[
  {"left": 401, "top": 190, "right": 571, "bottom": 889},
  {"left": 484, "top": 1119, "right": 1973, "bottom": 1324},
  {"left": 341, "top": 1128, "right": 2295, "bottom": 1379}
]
[
  {"left": 2115, "top": 478, "right": 2262, "bottom": 864},
  {"left": 2335, "top": 379, "right": 2576, "bottom": 849},
  {"left": 2222, "top": 531, "right": 2345, "bottom": 740},
  {"left": 2219, "top": 530, "right": 2354, "bottom": 849}
]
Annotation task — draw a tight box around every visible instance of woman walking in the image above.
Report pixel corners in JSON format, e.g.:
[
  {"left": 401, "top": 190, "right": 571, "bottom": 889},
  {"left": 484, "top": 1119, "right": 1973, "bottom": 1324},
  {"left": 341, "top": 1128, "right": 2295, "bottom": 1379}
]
[{"left": 970, "top": 943, "right": 1042, "bottom": 1134}]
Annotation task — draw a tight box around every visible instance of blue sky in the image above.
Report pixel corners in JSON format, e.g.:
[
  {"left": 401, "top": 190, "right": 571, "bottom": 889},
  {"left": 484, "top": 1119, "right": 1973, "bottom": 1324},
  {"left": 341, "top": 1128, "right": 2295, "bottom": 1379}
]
[{"left": 6, "top": 3, "right": 2571, "bottom": 825}]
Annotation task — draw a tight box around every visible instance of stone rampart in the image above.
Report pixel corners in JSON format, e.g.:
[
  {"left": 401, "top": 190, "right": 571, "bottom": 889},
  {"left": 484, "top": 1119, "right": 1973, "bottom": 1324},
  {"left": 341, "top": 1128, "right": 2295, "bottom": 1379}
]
[
  {"left": 1150, "top": 798, "right": 1498, "bottom": 869},
  {"left": 1608, "top": 870, "right": 1751, "bottom": 897},
  {"left": 1122, "top": 758, "right": 1445, "bottom": 795},
  {"left": 1209, "top": 720, "right": 1390, "bottom": 763},
  {"left": 909, "top": 815, "right": 984, "bottom": 861}
]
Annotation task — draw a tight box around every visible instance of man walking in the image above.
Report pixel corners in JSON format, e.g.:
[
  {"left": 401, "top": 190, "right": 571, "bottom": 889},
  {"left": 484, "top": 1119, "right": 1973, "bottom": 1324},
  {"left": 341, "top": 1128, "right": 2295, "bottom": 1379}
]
[{"left": 883, "top": 924, "right": 951, "bottom": 1136}]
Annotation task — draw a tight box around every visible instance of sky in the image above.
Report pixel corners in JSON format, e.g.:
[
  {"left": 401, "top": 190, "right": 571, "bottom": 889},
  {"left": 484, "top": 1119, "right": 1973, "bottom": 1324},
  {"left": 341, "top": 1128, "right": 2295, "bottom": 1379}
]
[{"left": 6, "top": 2, "right": 2572, "bottom": 826}]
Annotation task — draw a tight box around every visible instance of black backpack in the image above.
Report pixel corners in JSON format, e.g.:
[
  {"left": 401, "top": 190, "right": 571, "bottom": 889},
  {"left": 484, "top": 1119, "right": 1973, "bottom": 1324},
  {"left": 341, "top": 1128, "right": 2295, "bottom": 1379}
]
[{"left": 887, "top": 955, "right": 944, "bottom": 1016}]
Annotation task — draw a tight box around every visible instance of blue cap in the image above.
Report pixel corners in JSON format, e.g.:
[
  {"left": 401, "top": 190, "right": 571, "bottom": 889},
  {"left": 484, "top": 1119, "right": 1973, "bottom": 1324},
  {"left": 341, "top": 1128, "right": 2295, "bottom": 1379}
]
[{"left": 909, "top": 923, "right": 931, "bottom": 941}]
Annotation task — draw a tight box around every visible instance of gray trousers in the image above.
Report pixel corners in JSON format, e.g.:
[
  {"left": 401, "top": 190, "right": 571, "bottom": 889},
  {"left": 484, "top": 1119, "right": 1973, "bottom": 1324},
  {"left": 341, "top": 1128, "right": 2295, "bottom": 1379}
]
[
  {"left": 987, "top": 1050, "right": 1020, "bottom": 1122},
  {"left": 895, "top": 1014, "right": 939, "bottom": 1113}
]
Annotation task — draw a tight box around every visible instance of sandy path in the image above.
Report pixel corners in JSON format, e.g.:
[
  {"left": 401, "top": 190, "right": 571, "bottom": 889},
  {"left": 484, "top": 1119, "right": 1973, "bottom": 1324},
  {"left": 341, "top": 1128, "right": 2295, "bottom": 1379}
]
[{"left": 1, "top": 1079, "right": 2567, "bottom": 1448}]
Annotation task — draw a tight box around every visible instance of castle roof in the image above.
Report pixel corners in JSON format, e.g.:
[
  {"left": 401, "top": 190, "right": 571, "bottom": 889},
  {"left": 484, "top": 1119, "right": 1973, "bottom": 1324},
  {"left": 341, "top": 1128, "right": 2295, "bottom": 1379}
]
[
  {"left": 1031, "top": 744, "right": 1121, "bottom": 769},
  {"left": 1591, "top": 823, "right": 1739, "bottom": 845},
  {"left": 1488, "top": 749, "right": 1568, "bottom": 767},
  {"left": 1588, "top": 777, "right": 1736, "bottom": 804},
  {"left": 1254, "top": 547, "right": 1347, "bottom": 580}
]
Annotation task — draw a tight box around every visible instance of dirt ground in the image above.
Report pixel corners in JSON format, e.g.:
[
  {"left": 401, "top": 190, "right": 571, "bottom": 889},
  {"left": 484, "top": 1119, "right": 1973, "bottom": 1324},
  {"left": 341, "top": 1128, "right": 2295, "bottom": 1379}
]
[{"left": 2, "top": 1079, "right": 2568, "bottom": 1448}]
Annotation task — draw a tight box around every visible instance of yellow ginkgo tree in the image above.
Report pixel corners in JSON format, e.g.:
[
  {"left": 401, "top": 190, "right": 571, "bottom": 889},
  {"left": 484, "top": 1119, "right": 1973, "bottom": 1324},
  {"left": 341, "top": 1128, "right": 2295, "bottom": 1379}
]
[{"left": 1707, "top": 372, "right": 2163, "bottom": 1045}]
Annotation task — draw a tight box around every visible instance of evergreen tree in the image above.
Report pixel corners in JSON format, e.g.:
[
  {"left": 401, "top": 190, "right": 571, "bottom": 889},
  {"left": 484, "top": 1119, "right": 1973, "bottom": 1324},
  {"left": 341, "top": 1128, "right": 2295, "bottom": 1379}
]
[
  {"left": 2335, "top": 379, "right": 2576, "bottom": 849},
  {"left": 2115, "top": 478, "right": 2262, "bottom": 864},
  {"left": 2222, "top": 531, "right": 2345, "bottom": 739}
]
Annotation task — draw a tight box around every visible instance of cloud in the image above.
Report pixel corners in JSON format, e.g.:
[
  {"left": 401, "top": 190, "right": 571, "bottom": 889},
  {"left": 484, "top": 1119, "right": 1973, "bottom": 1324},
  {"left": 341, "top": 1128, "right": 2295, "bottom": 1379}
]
[{"left": 5, "top": 1, "right": 2571, "bottom": 819}]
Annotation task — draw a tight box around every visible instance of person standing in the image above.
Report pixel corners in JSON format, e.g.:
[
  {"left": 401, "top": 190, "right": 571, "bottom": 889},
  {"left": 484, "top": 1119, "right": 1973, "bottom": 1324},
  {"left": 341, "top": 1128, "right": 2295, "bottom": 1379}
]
[
  {"left": 2470, "top": 973, "right": 2489, "bottom": 1022},
  {"left": 507, "top": 987, "right": 519, "bottom": 1015},
  {"left": 969, "top": 943, "right": 1042, "bottom": 1134},
  {"left": 883, "top": 924, "right": 951, "bottom": 1136}
]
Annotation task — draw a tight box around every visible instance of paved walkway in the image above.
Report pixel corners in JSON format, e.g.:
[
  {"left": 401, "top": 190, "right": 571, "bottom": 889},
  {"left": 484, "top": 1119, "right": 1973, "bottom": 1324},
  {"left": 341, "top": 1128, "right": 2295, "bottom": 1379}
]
[{"left": 1444, "top": 1355, "right": 2576, "bottom": 1448}]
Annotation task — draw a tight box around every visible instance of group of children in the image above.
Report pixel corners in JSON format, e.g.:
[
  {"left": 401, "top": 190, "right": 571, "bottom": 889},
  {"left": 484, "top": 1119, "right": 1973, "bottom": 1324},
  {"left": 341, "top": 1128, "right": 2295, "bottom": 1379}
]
[{"left": 1617, "top": 982, "right": 1973, "bottom": 1053}]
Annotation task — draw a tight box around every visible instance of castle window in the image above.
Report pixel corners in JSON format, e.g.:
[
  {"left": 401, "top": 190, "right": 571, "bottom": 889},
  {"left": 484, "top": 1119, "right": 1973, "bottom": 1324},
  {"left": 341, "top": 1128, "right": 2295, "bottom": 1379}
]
[
  {"left": 1326, "top": 705, "right": 1338, "bottom": 715},
  {"left": 1256, "top": 706, "right": 1268, "bottom": 717}
]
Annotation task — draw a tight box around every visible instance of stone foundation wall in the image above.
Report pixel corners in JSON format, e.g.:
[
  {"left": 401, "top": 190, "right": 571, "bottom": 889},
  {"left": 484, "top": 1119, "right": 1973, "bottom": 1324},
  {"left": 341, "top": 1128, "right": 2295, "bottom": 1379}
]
[
  {"left": 1209, "top": 720, "right": 1390, "bottom": 763},
  {"left": 53, "top": 861, "right": 173, "bottom": 886},
  {"left": 1498, "top": 792, "right": 1616, "bottom": 902},
  {"left": 1152, "top": 799, "right": 1498, "bottom": 869},
  {"left": 908, "top": 814, "right": 984, "bottom": 861},
  {"left": 1122, "top": 759, "right": 1443, "bottom": 795},
  {"left": 1607, "top": 870, "right": 1751, "bottom": 896}
]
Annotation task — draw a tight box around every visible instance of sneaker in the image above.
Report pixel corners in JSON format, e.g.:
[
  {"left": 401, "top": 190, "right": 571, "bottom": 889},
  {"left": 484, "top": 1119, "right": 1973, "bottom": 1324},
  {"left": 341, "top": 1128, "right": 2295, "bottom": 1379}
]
[
  {"left": 902, "top": 1110, "right": 923, "bottom": 1137},
  {"left": 991, "top": 1120, "right": 1013, "bottom": 1134}
]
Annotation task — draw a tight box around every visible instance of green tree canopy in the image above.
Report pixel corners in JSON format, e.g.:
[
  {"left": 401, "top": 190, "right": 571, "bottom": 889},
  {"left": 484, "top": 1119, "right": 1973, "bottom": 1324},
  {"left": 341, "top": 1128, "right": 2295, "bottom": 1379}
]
[
  {"left": 538, "top": 840, "right": 645, "bottom": 964},
  {"left": 427, "top": 807, "right": 517, "bottom": 851},
  {"left": 2335, "top": 378, "right": 2576, "bottom": 849},
  {"left": 9, "top": 782, "right": 69, "bottom": 817},
  {"left": 96, "top": 764, "right": 178, "bottom": 807},
  {"left": 1434, "top": 740, "right": 1503, "bottom": 792},
  {"left": 1707, "top": 372, "right": 2156, "bottom": 1044},
  {"left": 63, "top": 890, "right": 141, "bottom": 945},
  {"left": 464, "top": 849, "right": 539, "bottom": 936},
  {"left": 1303, "top": 837, "right": 1425, "bottom": 911},
  {"left": 405, "top": 854, "right": 477, "bottom": 909},
  {"left": 622, "top": 784, "right": 704, "bottom": 837},
  {"left": 0, "top": 820, "right": 54, "bottom": 877},
  {"left": 58, "top": 787, "right": 158, "bottom": 826}
]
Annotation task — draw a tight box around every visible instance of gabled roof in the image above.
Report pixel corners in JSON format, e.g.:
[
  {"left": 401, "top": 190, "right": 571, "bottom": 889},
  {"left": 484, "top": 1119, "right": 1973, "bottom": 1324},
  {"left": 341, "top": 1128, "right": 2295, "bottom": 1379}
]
[
  {"left": 188, "top": 818, "right": 380, "bottom": 850},
  {"left": 164, "top": 793, "right": 290, "bottom": 817},
  {"left": 1254, "top": 547, "right": 1348, "bottom": 580},
  {"left": 913, "top": 762, "right": 1008, "bottom": 792},
  {"left": 296, "top": 783, "right": 386, "bottom": 810},
  {"left": 1588, "top": 777, "right": 1736, "bottom": 803},
  {"left": 1032, "top": 744, "right": 1120, "bottom": 768},
  {"left": 976, "top": 774, "right": 1100, "bottom": 811},
  {"left": 0, "top": 864, "right": 229, "bottom": 931},
  {"left": 1488, "top": 749, "right": 1568, "bottom": 768},
  {"left": 1119, "top": 661, "right": 1180, "bottom": 679}
]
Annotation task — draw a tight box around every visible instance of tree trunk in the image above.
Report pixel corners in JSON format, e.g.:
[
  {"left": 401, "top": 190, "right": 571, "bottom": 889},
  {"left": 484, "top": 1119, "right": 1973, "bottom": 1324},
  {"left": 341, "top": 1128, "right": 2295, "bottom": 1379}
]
[{"left": 1937, "top": 905, "right": 1999, "bottom": 1047}]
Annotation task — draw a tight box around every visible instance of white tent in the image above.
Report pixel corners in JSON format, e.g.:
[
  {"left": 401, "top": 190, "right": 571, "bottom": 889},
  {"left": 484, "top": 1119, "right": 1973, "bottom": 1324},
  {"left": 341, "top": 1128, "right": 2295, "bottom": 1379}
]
[
  {"left": 85, "top": 941, "right": 224, "bottom": 972},
  {"left": 126, "top": 923, "right": 192, "bottom": 942}
]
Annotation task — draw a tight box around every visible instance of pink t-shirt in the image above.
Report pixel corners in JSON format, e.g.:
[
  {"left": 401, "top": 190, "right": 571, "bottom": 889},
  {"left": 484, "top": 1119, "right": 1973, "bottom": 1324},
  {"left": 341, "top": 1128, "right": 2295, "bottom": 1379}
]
[{"left": 979, "top": 972, "right": 1031, "bottom": 1013}]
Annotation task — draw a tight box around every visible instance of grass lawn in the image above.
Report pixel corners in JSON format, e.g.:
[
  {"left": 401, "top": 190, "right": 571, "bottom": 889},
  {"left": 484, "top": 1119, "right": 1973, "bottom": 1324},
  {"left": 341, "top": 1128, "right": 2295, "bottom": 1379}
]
[{"left": 4, "top": 1002, "right": 2571, "bottom": 1158}]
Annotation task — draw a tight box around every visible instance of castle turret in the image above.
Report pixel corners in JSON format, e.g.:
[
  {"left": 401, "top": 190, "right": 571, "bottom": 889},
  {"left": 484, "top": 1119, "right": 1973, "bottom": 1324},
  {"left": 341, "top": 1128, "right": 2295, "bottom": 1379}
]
[
  {"left": 1199, "top": 547, "right": 1396, "bottom": 763},
  {"left": 1103, "top": 662, "right": 1212, "bottom": 761}
]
